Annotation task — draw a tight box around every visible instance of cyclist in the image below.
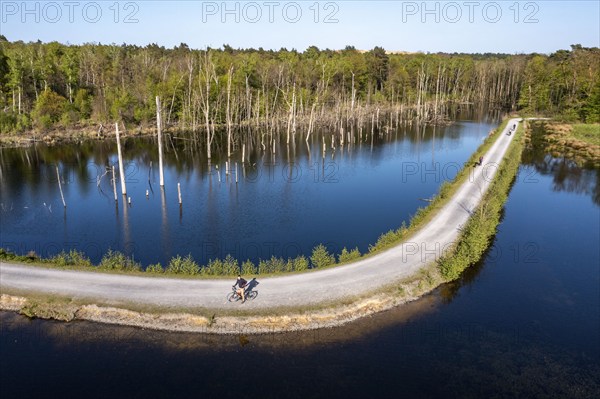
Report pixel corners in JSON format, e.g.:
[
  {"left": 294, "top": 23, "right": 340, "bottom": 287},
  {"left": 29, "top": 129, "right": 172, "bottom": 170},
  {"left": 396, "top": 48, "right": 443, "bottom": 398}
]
[{"left": 233, "top": 275, "right": 248, "bottom": 303}]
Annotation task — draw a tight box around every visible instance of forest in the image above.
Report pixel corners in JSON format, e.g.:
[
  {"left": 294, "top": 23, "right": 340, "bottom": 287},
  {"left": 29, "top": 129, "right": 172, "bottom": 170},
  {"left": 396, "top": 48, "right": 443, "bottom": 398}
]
[{"left": 0, "top": 36, "right": 598, "bottom": 146}]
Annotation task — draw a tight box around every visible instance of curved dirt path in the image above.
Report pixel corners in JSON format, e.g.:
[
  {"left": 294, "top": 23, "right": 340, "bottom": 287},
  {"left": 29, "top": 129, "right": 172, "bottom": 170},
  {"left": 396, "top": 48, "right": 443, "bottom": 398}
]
[{"left": 1, "top": 119, "right": 519, "bottom": 310}]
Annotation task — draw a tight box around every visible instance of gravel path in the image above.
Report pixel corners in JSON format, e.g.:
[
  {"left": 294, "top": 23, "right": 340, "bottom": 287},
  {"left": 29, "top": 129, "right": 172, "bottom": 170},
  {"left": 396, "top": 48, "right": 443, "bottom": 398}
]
[{"left": 0, "top": 119, "right": 519, "bottom": 310}]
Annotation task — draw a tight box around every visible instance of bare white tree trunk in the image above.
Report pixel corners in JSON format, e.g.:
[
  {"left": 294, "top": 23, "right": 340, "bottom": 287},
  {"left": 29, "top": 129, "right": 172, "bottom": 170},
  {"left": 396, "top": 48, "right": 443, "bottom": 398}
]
[
  {"left": 156, "top": 96, "right": 165, "bottom": 187},
  {"left": 56, "top": 165, "right": 66, "bottom": 208},
  {"left": 306, "top": 102, "right": 316, "bottom": 142},
  {"left": 112, "top": 165, "right": 117, "bottom": 202},
  {"left": 226, "top": 65, "right": 233, "bottom": 158},
  {"left": 115, "top": 123, "right": 127, "bottom": 196}
]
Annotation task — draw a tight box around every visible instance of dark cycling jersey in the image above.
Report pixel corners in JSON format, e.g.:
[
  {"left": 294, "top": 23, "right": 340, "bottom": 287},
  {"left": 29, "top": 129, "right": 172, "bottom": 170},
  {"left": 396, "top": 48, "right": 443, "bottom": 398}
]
[{"left": 235, "top": 278, "right": 247, "bottom": 289}]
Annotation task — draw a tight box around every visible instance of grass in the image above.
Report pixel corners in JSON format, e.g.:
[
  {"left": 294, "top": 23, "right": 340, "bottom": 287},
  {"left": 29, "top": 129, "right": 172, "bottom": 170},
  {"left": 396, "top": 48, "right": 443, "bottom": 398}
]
[
  {"left": 528, "top": 121, "right": 600, "bottom": 167},
  {"left": 571, "top": 124, "right": 600, "bottom": 146}
]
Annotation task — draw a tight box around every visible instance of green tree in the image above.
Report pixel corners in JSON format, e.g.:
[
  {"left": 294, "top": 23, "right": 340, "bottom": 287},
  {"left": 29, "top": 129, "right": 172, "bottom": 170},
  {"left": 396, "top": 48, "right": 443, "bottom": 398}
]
[
  {"left": 519, "top": 56, "right": 550, "bottom": 113},
  {"left": 367, "top": 46, "right": 389, "bottom": 92},
  {"left": 6, "top": 48, "right": 25, "bottom": 113},
  {"left": 310, "top": 244, "right": 335, "bottom": 269},
  {"left": 0, "top": 47, "right": 9, "bottom": 94},
  {"left": 32, "top": 89, "right": 67, "bottom": 129},
  {"left": 74, "top": 89, "right": 92, "bottom": 119},
  {"left": 582, "top": 80, "right": 600, "bottom": 123},
  {"left": 60, "top": 46, "right": 79, "bottom": 102}
]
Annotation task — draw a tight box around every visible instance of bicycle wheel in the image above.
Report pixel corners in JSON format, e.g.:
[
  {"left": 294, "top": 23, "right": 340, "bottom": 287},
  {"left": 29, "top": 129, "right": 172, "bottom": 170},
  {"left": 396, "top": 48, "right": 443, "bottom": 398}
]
[
  {"left": 247, "top": 291, "right": 258, "bottom": 300},
  {"left": 227, "top": 292, "right": 238, "bottom": 302}
]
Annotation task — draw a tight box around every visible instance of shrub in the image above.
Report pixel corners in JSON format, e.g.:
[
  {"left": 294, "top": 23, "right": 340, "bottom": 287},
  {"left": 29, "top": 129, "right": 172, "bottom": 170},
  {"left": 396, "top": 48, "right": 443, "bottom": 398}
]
[
  {"left": 310, "top": 244, "right": 335, "bottom": 269},
  {"left": 0, "top": 248, "right": 25, "bottom": 262},
  {"left": 99, "top": 249, "right": 142, "bottom": 272},
  {"left": 241, "top": 260, "right": 256, "bottom": 275},
  {"left": 203, "top": 258, "right": 222, "bottom": 275},
  {"left": 167, "top": 254, "right": 200, "bottom": 275},
  {"left": 258, "top": 256, "right": 286, "bottom": 274},
  {"left": 369, "top": 230, "right": 399, "bottom": 252},
  {"left": 222, "top": 254, "right": 239, "bottom": 275},
  {"left": 60, "top": 108, "right": 79, "bottom": 125},
  {"left": 293, "top": 255, "right": 309, "bottom": 272},
  {"left": 338, "top": 247, "right": 361, "bottom": 263},
  {"left": 410, "top": 207, "right": 428, "bottom": 226},
  {"left": 203, "top": 256, "right": 241, "bottom": 276},
  {"left": 271, "top": 256, "right": 286, "bottom": 272},
  {"left": 438, "top": 181, "right": 452, "bottom": 199},
  {"left": 0, "top": 111, "right": 17, "bottom": 134},
  {"left": 397, "top": 222, "right": 408, "bottom": 237},
  {"left": 285, "top": 259, "right": 294, "bottom": 272},
  {"left": 146, "top": 263, "right": 164, "bottom": 273},
  {"left": 74, "top": 88, "right": 92, "bottom": 119},
  {"left": 68, "top": 250, "right": 92, "bottom": 267},
  {"left": 32, "top": 89, "right": 67, "bottom": 129},
  {"left": 50, "top": 250, "right": 92, "bottom": 267},
  {"left": 51, "top": 251, "right": 70, "bottom": 267}
]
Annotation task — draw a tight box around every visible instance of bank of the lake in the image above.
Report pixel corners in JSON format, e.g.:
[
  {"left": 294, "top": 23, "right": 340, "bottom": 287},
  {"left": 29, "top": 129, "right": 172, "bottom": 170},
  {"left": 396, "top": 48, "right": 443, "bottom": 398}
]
[
  {"left": 525, "top": 121, "right": 600, "bottom": 168},
  {"left": 0, "top": 121, "right": 163, "bottom": 148}
]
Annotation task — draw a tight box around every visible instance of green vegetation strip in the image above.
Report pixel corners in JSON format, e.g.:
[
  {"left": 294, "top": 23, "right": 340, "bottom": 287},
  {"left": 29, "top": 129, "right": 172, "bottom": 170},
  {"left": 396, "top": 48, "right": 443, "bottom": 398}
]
[
  {"left": 571, "top": 124, "right": 600, "bottom": 146},
  {"left": 1, "top": 120, "right": 515, "bottom": 278},
  {"left": 438, "top": 122, "right": 523, "bottom": 280}
]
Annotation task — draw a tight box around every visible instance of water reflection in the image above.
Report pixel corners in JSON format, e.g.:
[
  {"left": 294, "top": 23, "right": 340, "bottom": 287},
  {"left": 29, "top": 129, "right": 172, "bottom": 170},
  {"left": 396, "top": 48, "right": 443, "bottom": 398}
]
[
  {"left": 0, "top": 122, "right": 484, "bottom": 190},
  {"left": 523, "top": 125, "right": 600, "bottom": 205},
  {"left": 0, "top": 288, "right": 440, "bottom": 351},
  {"left": 1, "top": 119, "right": 497, "bottom": 266}
]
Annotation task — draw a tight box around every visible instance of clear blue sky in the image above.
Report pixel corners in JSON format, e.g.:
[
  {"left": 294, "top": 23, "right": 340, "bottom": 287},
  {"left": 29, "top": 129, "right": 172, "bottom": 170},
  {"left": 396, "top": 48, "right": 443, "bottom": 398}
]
[{"left": 1, "top": 1, "right": 599, "bottom": 53}]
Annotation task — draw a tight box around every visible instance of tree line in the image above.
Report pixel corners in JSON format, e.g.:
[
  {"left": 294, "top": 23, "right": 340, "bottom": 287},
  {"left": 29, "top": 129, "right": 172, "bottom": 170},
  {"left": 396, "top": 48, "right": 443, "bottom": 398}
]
[{"left": 0, "top": 36, "right": 598, "bottom": 141}]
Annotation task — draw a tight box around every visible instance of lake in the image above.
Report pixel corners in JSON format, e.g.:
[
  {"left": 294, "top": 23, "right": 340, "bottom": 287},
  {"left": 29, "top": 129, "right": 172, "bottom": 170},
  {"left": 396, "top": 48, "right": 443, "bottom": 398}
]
[
  {"left": 1, "top": 114, "right": 497, "bottom": 267},
  {"left": 1, "top": 119, "right": 598, "bottom": 398}
]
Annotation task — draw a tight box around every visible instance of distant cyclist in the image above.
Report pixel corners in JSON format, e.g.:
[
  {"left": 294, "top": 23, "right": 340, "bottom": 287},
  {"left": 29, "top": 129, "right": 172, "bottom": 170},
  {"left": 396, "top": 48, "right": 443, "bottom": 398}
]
[{"left": 233, "top": 275, "right": 248, "bottom": 303}]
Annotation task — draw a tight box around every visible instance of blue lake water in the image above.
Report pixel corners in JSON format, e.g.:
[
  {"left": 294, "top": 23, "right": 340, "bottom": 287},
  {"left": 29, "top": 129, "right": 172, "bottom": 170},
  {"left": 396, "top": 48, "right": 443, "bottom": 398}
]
[
  {"left": 1, "top": 117, "right": 496, "bottom": 266},
  {"left": 1, "top": 121, "right": 599, "bottom": 398}
]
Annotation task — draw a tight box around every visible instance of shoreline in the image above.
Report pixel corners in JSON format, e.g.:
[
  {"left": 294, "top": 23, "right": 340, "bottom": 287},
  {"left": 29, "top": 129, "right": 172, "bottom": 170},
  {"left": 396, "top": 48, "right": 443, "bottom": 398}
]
[
  {"left": 0, "top": 266, "right": 443, "bottom": 334},
  {"left": 526, "top": 121, "right": 600, "bottom": 168},
  {"left": 0, "top": 123, "right": 159, "bottom": 148},
  {"left": 0, "top": 107, "right": 459, "bottom": 149}
]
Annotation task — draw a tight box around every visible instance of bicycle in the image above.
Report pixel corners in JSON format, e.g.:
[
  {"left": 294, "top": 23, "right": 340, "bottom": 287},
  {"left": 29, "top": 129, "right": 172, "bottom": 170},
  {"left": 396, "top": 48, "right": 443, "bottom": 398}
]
[{"left": 227, "top": 286, "right": 258, "bottom": 302}]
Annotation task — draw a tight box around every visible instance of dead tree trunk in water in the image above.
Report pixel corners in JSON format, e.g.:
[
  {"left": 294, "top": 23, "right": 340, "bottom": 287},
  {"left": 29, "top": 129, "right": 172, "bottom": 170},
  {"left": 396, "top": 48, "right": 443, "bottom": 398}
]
[
  {"left": 156, "top": 96, "right": 165, "bottom": 187},
  {"left": 306, "top": 102, "right": 316, "bottom": 142},
  {"left": 226, "top": 65, "right": 233, "bottom": 158},
  {"left": 112, "top": 165, "right": 117, "bottom": 202},
  {"left": 56, "top": 165, "right": 66, "bottom": 208},
  {"left": 286, "top": 83, "right": 296, "bottom": 144},
  {"left": 200, "top": 50, "right": 216, "bottom": 160},
  {"left": 115, "top": 122, "right": 127, "bottom": 196}
]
